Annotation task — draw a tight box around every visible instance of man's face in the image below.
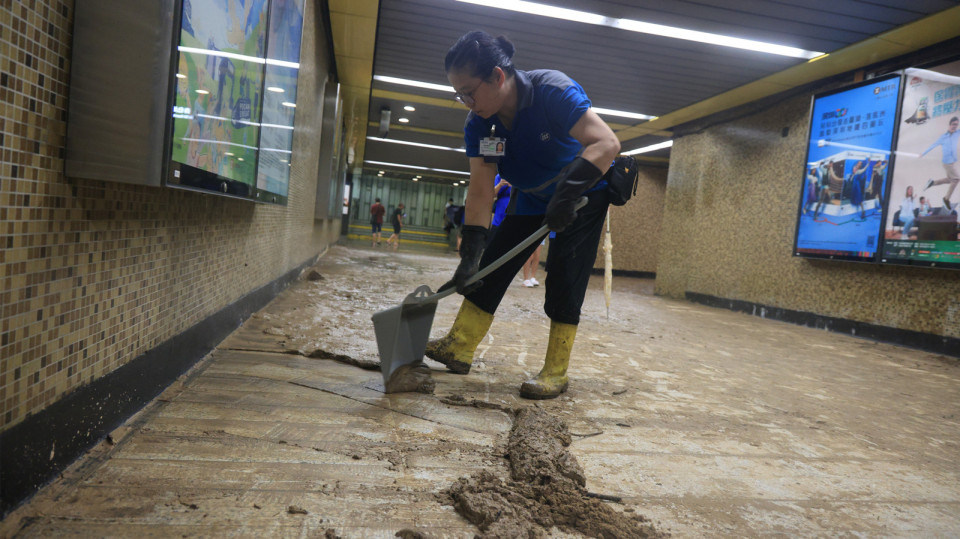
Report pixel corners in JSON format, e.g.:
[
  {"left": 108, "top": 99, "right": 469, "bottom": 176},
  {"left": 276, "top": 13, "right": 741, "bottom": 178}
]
[{"left": 949, "top": 120, "right": 958, "bottom": 133}]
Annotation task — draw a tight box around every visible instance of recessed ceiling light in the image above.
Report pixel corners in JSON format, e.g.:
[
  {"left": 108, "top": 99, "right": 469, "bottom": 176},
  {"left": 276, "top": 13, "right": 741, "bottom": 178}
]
[
  {"left": 195, "top": 89, "right": 209, "bottom": 94},
  {"left": 398, "top": 117, "right": 410, "bottom": 123},
  {"left": 592, "top": 107, "right": 657, "bottom": 121},
  {"left": 225, "top": 152, "right": 235, "bottom": 156},
  {"left": 379, "top": 170, "right": 385, "bottom": 174},
  {"left": 282, "top": 102, "right": 296, "bottom": 108},
  {"left": 623, "top": 140, "right": 673, "bottom": 155},
  {"left": 412, "top": 178, "right": 419, "bottom": 182},
  {"left": 456, "top": 0, "right": 823, "bottom": 59},
  {"left": 237, "top": 157, "right": 244, "bottom": 161},
  {"left": 176, "top": 73, "right": 186, "bottom": 79},
  {"left": 404, "top": 105, "right": 416, "bottom": 111},
  {"left": 267, "top": 86, "right": 285, "bottom": 93}
]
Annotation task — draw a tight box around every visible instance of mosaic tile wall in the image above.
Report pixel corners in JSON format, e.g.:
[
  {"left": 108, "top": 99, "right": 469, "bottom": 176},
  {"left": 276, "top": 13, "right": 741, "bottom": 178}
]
[
  {"left": 655, "top": 92, "right": 960, "bottom": 339},
  {"left": 0, "top": 0, "right": 340, "bottom": 431},
  {"left": 593, "top": 165, "right": 667, "bottom": 274}
]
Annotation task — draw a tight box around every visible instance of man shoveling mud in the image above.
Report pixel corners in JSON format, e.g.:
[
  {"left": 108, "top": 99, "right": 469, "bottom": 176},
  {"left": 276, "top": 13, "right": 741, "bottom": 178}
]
[{"left": 385, "top": 31, "right": 619, "bottom": 398}]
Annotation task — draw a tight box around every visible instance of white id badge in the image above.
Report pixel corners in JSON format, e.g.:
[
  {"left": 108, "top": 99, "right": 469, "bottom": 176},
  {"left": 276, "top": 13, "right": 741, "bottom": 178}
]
[{"left": 480, "top": 137, "right": 505, "bottom": 162}]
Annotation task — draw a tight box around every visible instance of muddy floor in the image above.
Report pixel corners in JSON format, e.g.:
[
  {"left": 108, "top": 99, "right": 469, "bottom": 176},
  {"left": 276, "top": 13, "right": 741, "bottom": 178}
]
[{"left": 3, "top": 244, "right": 960, "bottom": 537}]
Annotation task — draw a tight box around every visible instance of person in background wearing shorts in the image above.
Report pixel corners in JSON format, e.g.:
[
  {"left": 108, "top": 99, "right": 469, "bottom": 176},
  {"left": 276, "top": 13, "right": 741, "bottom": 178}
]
[
  {"left": 370, "top": 198, "right": 385, "bottom": 247},
  {"left": 386, "top": 202, "right": 405, "bottom": 251}
]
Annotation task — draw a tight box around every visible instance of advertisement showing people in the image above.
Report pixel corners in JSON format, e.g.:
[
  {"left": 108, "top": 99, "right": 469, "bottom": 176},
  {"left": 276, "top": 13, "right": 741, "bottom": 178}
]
[
  {"left": 795, "top": 74, "right": 902, "bottom": 261},
  {"left": 881, "top": 61, "right": 960, "bottom": 267}
]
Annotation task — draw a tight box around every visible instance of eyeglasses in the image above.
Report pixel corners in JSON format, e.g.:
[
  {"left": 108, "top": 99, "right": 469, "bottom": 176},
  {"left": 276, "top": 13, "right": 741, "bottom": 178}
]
[{"left": 454, "top": 84, "right": 481, "bottom": 106}]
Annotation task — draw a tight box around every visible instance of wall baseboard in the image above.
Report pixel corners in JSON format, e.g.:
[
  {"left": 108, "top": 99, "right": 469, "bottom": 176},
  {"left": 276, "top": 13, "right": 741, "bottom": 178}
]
[
  {"left": 590, "top": 267, "right": 656, "bottom": 279},
  {"left": 0, "top": 254, "right": 320, "bottom": 517},
  {"left": 685, "top": 291, "right": 960, "bottom": 359}
]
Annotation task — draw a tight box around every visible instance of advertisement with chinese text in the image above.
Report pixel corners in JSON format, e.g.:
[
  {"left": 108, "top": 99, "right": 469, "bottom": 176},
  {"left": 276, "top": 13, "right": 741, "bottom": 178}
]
[
  {"left": 795, "top": 74, "right": 902, "bottom": 261},
  {"left": 881, "top": 60, "right": 960, "bottom": 268}
]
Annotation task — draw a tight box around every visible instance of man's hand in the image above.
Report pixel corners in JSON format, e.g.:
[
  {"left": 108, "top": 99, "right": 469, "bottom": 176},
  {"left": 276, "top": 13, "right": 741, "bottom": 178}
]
[
  {"left": 450, "top": 225, "right": 488, "bottom": 295},
  {"left": 545, "top": 157, "right": 604, "bottom": 232}
]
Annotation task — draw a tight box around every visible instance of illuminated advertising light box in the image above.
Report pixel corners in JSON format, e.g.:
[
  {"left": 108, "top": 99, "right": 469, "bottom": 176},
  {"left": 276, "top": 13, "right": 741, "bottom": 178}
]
[
  {"left": 880, "top": 60, "right": 960, "bottom": 269},
  {"left": 794, "top": 73, "right": 903, "bottom": 262},
  {"left": 167, "top": 0, "right": 304, "bottom": 205}
]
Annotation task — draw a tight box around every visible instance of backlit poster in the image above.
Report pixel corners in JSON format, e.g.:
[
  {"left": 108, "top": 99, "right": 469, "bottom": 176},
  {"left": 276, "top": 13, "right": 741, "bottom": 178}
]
[
  {"left": 255, "top": 0, "right": 305, "bottom": 204},
  {"left": 169, "top": 0, "right": 269, "bottom": 197},
  {"left": 881, "top": 60, "right": 960, "bottom": 269},
  {"left": 794, "top": 74, "right": 902, "bottom": 261}
]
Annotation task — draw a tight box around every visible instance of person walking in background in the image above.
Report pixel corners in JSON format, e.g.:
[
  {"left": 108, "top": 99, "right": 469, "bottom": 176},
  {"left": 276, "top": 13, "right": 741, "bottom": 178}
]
[
  {"left": 922, "top": 116, "right": 959, "bottom": 210},
  {"left": 370, "top": 198, "right": 386, "bottom": 247},
  {"left": 386, "top": 202, "right": 405, "bottom": 251},
  {"left": 425, "top": 31, "right": 620, "bottom": 400},
  {"left": 522, "top": 241, "right": 542, "bottom": 287}
]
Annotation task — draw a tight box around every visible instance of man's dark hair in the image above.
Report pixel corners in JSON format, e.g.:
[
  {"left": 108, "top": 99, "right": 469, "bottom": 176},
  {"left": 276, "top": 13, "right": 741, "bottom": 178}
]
[{"left": 375, "top": 198, "right": 381, "bottom": 202}]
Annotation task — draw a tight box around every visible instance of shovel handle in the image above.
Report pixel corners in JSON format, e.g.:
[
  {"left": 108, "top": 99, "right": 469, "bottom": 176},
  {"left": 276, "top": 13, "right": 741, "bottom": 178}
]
[{"left": 428, "top": 196, "right": 589, "bottom": 302}]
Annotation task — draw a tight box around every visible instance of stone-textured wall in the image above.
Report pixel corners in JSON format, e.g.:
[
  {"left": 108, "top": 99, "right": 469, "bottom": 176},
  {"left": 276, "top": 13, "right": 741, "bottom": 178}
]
[
  {"left": 656, "top": 93, "right": 960, "bottom": 338},
  {"left": 593, "top": 165, "right": 667, "bottom": 274},
  {"left": 0, "top": 0, "right": 340, "bottom": 431}
]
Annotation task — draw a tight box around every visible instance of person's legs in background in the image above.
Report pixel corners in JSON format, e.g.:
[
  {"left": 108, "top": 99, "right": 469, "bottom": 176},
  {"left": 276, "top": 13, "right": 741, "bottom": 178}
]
[{"left": 522, "top": 243, "right": 542, "bottom": 287}]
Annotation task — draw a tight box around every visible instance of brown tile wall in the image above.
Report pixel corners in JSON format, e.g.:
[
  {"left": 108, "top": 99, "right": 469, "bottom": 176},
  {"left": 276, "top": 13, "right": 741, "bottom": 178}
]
[
  {"left": 0, "top": 0, "right": 340, "bottom": 431},
  {"left": 655, "top": 92, "right": 960, "bottom": 338},
  {"left": 593, "top": 164, "right": 667, "bottom": 273}
]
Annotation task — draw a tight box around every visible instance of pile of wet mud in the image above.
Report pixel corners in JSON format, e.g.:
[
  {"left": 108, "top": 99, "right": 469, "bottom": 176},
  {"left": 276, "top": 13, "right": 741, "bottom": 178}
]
[{"left": 444, "top": 407, "right": 666, "bottom": 538}]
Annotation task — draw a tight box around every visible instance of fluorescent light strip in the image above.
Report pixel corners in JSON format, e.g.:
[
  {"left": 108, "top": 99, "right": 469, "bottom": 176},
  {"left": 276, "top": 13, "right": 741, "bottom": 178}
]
[
  {"left": 374, "top": 76, "right": 654, "bottom": 120},
  {"left": 367, "top": 136, "right": 466, "bottom": 152},
  {"left": 592, "top": 107, "right": 656, "bottom": 121},
  {"left": 365, "top": 159, "right": 470, "bottom": 176},
  {"left": 374, "top": 75, "right": 454, "bottom": 92},
  {"left": 623, "top": 140, "right": 673, "bottom": 155},
  {"left": 177, "top": 46, "right": 299, "bottom": 69},
  {"left": 456, "top": 0, "right": 823, "bottom": 59}
]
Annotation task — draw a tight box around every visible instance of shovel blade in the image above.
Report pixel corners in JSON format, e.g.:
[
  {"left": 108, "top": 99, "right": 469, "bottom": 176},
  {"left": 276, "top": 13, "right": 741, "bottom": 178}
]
[{"left": 372, "top": 298, "right": 438, "bottom": 383}]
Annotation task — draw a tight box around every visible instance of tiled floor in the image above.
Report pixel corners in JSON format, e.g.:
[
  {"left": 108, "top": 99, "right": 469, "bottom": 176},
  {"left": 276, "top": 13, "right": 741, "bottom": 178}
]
[{"left": 3, "top": 245, "right": 959, "bottom": 537}]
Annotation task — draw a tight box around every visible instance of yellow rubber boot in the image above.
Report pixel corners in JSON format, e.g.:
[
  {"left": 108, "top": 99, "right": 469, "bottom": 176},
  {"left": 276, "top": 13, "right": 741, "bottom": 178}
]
[
  {"left": 520, "top": 320, "right": 576, "bottom": 399},
  {"left": 424, "top": 299, "right": 493, "bottom": 374}
]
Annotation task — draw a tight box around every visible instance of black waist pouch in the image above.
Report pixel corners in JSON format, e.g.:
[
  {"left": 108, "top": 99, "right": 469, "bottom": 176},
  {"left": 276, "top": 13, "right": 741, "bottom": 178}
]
[{"left": 604, "top": 155, "right": 639, "bottom": 206}]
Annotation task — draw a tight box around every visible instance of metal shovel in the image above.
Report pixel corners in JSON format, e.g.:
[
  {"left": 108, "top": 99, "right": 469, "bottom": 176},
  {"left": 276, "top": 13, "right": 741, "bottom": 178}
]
[{"left": 372, "top": 197, "right": 587, "bottom": 385}]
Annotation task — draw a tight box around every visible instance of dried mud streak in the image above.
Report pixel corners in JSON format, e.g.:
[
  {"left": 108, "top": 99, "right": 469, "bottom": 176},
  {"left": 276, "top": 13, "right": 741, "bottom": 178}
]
[
  {"left": 446, "top": 408, "right": 666, "bottom": 539},
  {"left": 439, "top": 394, "right": 517, "bottom": 415},
  {"left": 285, "top": 348, "right": 381, "bottom": 371}
]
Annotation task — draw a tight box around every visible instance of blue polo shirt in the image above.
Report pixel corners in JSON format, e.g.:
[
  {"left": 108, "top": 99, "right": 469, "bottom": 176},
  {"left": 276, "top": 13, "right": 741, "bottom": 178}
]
[{"left": 464, "top": 69, "right": 606, "bottom": 215}]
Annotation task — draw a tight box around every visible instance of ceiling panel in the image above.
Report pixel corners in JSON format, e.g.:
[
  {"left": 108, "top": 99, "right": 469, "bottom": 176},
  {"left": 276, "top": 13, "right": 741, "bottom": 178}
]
[{"left": 353, "top": 0, "right": 959, "bottom": 178}]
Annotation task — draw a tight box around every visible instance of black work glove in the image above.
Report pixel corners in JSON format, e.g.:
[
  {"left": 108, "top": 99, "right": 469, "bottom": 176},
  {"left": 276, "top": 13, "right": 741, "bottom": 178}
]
[
  {"left": 544, "top": 157, "right": 604, "bottom": 232},
  {"left": 444, "top": 225, "right": 488, "bottom": 295}
]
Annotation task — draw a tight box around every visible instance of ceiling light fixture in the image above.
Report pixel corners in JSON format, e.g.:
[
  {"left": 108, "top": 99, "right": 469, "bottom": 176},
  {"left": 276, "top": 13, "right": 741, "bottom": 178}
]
[
  {"left": 373, "top": 75, "right": 453, "bottom": 92},
  {"left": 404, "top": 105, "right": 416, "bottom": 111},
  {"left": 367, "top": 136, "right": 466, "bottom": 152},
  {"left": 281, "top": 102, "right": 296, "bottom": 108},
  {"left": 365, "top": 159, "right": 470, "bottom": 176},
  {"left": 592, "top": 107, "right": 656, "bottom": 121},
  {"left": 455, "top": 0, "right": 823, "bottom": 59},
  {"left": 267, "top": 86, "right": 285, "bottom": 93},
  {"left": 398, "top": 117, "right": 410, "bottom": 123},
  {"left": 374, "top": 75, "right": 655, "bottom": 120},
  {"left": 623, "top": 140, "right": 673, "bottom": 155}
]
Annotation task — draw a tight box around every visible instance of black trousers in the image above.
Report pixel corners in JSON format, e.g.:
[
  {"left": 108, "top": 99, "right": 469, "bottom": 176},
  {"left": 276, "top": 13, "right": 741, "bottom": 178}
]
[{"left": 465, "top": 189, "right": 609, "bottom": 325}]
